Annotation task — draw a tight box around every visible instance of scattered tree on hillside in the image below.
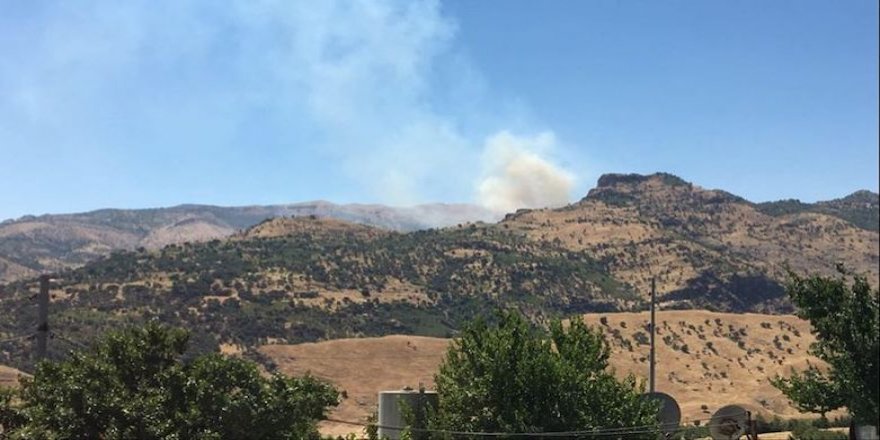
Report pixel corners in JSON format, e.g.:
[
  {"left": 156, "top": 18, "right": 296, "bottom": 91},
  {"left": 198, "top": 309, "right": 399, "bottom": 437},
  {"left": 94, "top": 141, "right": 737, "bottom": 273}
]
[
  {"left": 773, "top": 366, "right": 845, "bottom": 420},
  {"left": 772, "top": 266, "right": 879, "bottom": 425},
  {"left": 2, "top": 322, "right": 338, "bottom": 439},
  {"left": 426, "top": 310, "right": 659, "bottom": 438}
]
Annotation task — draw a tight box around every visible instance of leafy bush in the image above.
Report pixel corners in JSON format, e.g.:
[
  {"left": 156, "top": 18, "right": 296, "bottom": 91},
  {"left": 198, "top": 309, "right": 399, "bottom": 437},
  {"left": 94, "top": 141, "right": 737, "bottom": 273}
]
[
  {"left": 427, "top": 310, "right": 659, "bottom": 438},
  {"left": 773, "top": 267, "right": 879, "bottom": 424},
  {"left": 5, "top": 323, "right": 338, "bottom": 439},
  {"left": 789, "top": 423, "right": 847, "bottom": 440}
]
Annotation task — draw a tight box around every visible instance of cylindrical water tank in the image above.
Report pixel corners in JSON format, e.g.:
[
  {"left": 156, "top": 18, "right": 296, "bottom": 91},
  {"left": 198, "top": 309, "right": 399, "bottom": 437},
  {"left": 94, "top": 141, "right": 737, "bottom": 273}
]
[
  {"left": 854, "top": 425, "right": 878, "bottom": 440},
  {"left": 377, "top": 389, "right": 439, "bottom": 440}
]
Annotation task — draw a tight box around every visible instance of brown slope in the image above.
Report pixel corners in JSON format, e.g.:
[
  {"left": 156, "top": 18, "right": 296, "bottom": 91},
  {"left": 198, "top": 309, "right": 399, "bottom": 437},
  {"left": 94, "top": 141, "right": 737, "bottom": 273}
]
[
  {"left": 0, "top": 202, "right": 497, "bottom": 283},
  {"left": 0, "top": 364, "right": 28, "bottom": 388},
  {"left": 503, "top": 173, "right": 878, "bottom": 311},
  {"left": 238, "top": 216, "right": 390, "bottom": 241},
  {"left": 259, "top": 335, "right": 448, "bottom": 438},
  {"left": 0, "top": 256, "right": 37, "bottom": 283},
  {"left": 580, "top": 311, "right": 834, "bottom": 421},
  {"left": 259, "top": 311, "right": 832, "bottom": 438},
  {"left": 138, "top": 219, "right": 235, "bottom": 249}
]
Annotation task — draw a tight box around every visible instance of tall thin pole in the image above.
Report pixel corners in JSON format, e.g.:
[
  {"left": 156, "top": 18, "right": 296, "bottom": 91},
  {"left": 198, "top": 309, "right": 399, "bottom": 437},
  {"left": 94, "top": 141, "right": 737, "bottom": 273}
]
[
  {"left": 37, "top": 275, "right": 49, "bottom": 362},
  {"left": 649, "top": 276, "right": 656, "bottom": 393}
]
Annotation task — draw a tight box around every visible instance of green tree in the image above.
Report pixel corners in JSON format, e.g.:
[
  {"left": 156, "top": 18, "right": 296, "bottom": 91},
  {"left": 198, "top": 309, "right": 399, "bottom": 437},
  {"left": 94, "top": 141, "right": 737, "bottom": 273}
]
[
  {"left": 771, "top": 365, "right": 845, "bottom": 420},
  {"left": 427, "top": 310, "right": 659, "bottom": 438},
  {"left": 7, "top": 322, "right": 338, "bottom": 439},
  {"left": 772, "top": 267, "right": 879, "bottom": 425}
]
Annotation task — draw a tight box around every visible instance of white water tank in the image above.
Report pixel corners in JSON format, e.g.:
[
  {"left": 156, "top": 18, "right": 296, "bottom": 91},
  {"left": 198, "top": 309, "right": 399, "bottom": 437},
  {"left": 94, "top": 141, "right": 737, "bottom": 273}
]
[
  {"left": 854, "top": 425, "right": 878, "bottom": 440},
  {"left": 377, "top": 389, "right": 439, "bottom": 440}
]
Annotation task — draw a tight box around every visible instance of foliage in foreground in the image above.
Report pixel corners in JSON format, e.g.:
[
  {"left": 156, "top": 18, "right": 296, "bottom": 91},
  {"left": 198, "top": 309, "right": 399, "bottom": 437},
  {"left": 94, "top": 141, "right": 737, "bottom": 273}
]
[
  {"left": 426, "top": 310, "right": 660, "bottom": 439},
  {"left": 772, "top": 266, "right": 879, "bottom": 425},
  {"left": 787, "top": 424, "right": 848, "bottom": 440},
  {"left": 1, "top": 323, "right": 338, "bottom": 439}
]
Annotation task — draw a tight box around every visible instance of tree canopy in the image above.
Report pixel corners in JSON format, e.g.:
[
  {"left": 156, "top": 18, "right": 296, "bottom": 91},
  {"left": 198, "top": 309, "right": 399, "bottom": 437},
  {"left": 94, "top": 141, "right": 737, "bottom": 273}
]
[
  {"left": 772, "top": 267, "right": 879, "bottom": 425},
  {"left": 2, "top": 322, "right": 338, "bottom": 439},
  {"left": 426, "top": 310, "right": 660, "bottom": 438}
]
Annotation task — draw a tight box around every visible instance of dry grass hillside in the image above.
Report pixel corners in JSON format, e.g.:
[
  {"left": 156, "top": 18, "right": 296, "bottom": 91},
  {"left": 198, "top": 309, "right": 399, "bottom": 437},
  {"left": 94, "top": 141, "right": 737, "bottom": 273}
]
[
  {"left": 260, "top": 335, "right": 449, "bottom": 438},
  {"left": 1, "top": 215, "right": 639, "bottom": 373},
  {"left": 238, "top": 216, "right": 390, "bottom": 241},
  {"left": 0, "top": 364, "right": 27, "bottom": 389},
  {"left": 581, "top": 310, "right": 833, "bottom": 422},
  {"left": 0, "top": 202, "right": 496, "bottom": 283},
  {"left": 259, "top": 310, "right": 829, "bottom": 437},
  {"left": 0, "top": 256, "right": 36, "bottom": 282},
  {"left": 503, "top": 173, "right": 878, "bottom": 310}
]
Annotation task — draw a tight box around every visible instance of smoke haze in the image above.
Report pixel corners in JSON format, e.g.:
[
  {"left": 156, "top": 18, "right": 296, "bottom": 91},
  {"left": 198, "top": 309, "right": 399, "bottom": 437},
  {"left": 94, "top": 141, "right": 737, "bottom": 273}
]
[
  {"left": 478, "top": 131, "right": 575, "bottom": 213},
  {"left": 0, "top": 0, "right": 583, "bottom": 218}
]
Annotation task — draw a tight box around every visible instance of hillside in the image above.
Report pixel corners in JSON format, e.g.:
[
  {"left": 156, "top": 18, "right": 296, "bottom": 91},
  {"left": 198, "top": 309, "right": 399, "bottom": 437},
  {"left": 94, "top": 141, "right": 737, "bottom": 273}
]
[
  {"left": 259, "top": 335, "right": 449, "bottom": 438},
  {"left": 0, "top": 364, "right": 27, "bottom": 389},
  {"left": 581, "top": 311, "right": 831, "bottom": 421},
  {"left": 238, "top": 216, "right": 391, "bottom": 241},
  {"left": 756, "top": 190, "right": 879, "bottom": 232},
  {"left": 257, "top": 311, "right": 831, "bottom": 438},
  {"left": 1, "top": 176, "right": 874, "bottom": 287},
  {"left": 502, "top": 173, "right": 878, "bottom": 310},
  {"left": 0, "top": 202, "right": 497, "bottom": 283},
  {"left": 0, "top": 216, "right": 631, "bottom": 370},
  {"left": 0, "top": 173, "right": 876, "bottom": 372}
]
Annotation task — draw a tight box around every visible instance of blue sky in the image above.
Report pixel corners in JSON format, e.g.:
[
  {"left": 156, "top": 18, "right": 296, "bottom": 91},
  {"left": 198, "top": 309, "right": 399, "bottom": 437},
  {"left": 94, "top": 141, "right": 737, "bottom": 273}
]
[{"left": 1, "top": 0, "right": 877, "bottom": 220}]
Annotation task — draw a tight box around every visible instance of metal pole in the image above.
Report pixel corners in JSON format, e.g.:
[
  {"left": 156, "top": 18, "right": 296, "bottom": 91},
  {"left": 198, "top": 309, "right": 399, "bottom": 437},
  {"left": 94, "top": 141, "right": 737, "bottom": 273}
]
[
  {"left": 37, "top": 275, "right": 49, "bottom": 362},
  {"left": 748, "top": 411, "right": 759, "bottom": 440},
  {"left": 649, "top": 276, "right": 656, "bottom": 393}
]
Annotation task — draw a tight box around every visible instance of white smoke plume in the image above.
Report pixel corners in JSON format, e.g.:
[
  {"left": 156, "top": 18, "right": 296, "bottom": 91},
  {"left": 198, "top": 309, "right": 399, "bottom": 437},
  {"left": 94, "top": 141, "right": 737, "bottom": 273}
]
[
  {"left": 477, "top": 131, "right": 575, "bottom": 214},
  {"left": 0, "top": 0, "right": 585, "bottom": 216}
]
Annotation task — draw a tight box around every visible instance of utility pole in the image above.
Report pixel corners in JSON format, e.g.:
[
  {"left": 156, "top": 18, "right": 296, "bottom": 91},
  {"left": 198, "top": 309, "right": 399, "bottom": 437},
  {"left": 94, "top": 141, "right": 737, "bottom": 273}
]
[
  {"left": 37, "top": 275, "right": 49, "bottom": 361},
  {"left": 649, "top": 276, "right": 656, "bottom": 393}
]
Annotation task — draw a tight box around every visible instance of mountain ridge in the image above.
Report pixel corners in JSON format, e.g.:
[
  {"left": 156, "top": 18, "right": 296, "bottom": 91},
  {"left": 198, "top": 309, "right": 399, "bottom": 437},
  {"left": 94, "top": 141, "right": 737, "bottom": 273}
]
[
  {"left": 1, "top": 172, "right": 875, "bottom": 290},
  {"left": 502, "top": 172, "right": 878, "bottom": 309},
  {"left": 0, "top": 172, "right": 876, "bottom": 373},
  {"left": 0, "top": 201, "right": 498, "bottom": 283},
  {"left": 755, "top": 189, "right": 878, "bottom": 232}
]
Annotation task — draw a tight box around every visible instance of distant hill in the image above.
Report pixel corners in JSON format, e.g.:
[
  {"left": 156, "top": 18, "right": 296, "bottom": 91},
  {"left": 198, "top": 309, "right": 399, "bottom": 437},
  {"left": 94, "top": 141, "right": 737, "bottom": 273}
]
[
  {"left": 0, "top": 202, "right": 498, "bottom": 283},
  {"left": 0, "top": 172, "right": 876, "bottom": 372},
  {"left": 756, "top": 190, "right": 879, "bottom": 232},
  {"left": 1, "top": 177, "right": 874, "bottom": 287},
  {"left": 503, "top": 173, "right": 878, "bottom": 310}
]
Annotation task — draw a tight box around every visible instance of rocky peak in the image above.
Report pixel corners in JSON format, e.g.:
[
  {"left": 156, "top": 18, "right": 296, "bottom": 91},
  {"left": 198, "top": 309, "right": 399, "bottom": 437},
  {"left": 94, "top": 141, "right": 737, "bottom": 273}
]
[
  {"left": 582, "top": 172, "right": 749, "bottom": 207},
  {"left": 584, "top": 172, "right": 693, "bottom": 204},
  {"left": 594, "top": 172, "right": 691, "bottom": 190}
]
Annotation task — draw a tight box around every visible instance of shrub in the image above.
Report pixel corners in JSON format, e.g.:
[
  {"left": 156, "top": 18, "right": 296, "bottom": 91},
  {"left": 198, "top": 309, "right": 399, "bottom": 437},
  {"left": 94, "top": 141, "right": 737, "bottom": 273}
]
[{"left": 6, "top": 323, "right": 338, "bottom": 439}]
